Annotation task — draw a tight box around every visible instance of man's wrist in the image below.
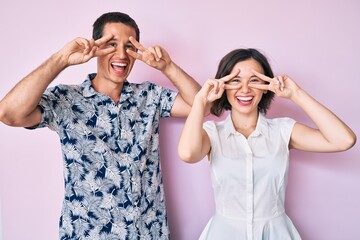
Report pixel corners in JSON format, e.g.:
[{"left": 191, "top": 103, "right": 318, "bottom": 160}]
[
  {"left": 162, "top": 61, "right": 179, "bottom": 79},
  {"left": 51, "top": 51, "right": 69, "bottom": 70}
]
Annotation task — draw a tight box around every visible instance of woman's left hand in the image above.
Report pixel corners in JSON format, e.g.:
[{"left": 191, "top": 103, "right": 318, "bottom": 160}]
[{"left": 249, "top": 70, "right": 301, "bottom": 98}]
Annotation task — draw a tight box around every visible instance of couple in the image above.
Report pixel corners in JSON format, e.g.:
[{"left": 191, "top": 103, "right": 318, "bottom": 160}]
[{"left": 0, "top": 12, "right": 356, "bottom": 240}]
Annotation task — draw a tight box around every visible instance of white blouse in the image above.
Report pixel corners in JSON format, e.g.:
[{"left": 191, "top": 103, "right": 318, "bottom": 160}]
[{"left": 200, "top": 113, "right": 301, "bottom": 240}]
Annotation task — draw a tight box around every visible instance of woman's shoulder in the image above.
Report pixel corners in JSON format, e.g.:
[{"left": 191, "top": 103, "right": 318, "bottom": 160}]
[
  {"left": 204, "top": 118, "right": 227, "bottom": 129},
  {"left": 263, "top": 116, "right": 297, "bottom": 135},
  {"left": 266, "top": 116, "right": 295, "bottom": 124}
]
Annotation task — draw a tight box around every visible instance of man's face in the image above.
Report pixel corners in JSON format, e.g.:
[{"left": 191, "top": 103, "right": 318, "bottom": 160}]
[{"left": 96, "top": 22, "right": 137, "bottom": 86}]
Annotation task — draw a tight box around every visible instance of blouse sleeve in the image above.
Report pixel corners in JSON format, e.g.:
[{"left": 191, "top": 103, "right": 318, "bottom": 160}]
[
  {"left": 278, "top": 117, "right": 296, "bottom": 145},
  {"left": 203, "top": 121, "right": 217, "bottom": 160}
]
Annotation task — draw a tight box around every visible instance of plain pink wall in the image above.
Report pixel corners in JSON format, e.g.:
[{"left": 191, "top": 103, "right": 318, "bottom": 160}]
[{"left": 1, "top": 0, "right": 359, "bottom": 239}]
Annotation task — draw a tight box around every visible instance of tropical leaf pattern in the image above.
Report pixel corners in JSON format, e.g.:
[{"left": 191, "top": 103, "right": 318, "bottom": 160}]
[{"left": 34, "top": 74, "right": 176, "bottom": 239}]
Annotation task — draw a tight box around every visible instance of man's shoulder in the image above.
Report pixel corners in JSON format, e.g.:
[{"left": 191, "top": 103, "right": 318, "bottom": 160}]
[
  {"left": 45, "top": 83, "right": 81, "bottom": 95},
  {"left": 126, "top": 81, "right": 170, "bottom": 95},
  {"left": 127, "top": 81, "right": 157, "bottom": 89},
  {"left": 49, "top": 74, "right": 91, "bottom": 93}
]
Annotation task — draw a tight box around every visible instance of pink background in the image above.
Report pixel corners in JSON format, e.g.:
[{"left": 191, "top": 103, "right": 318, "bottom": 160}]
[{"left": 0, "top": 0, "right": 359, "bottom": 239}]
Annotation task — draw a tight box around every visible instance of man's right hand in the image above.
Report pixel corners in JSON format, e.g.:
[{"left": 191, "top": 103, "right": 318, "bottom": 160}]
[{"left": 59, "top": 34, "right": 116, "bottom": 67}]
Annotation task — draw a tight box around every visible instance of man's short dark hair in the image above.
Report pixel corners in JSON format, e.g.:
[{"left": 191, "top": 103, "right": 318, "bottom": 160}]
[{"left": 92, "top": 12, "right": 140, "bottom": 42}]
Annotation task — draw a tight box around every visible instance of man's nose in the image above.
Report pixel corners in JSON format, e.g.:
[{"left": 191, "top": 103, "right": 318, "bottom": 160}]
[{"left": 114, "top": 46, "right": 127, "bottom": 58}]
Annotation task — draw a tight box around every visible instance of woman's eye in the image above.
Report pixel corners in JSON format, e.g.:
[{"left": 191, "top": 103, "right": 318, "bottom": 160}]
[
  {"left": 229, "top": 79, "right": 240, "bottom": 84},
  {"left": 250, "top": 79, "right": 261, "bottom": 84},
  {"left": 109, "top": 42, "right": 117, "bottom": 47}
]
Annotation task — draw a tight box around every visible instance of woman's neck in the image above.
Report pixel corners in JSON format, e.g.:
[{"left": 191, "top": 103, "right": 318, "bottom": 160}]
[{"left": 231, "top": 111, "right": 259, "bottom": 138}]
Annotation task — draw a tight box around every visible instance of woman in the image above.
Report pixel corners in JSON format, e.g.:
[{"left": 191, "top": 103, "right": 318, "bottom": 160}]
[{"left": 178, "top": 48, "right": 356, "bottom": 239}]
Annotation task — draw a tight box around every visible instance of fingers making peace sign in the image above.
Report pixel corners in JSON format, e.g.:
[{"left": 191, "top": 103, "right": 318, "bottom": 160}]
[
  {"left": 198, "top": 69, "right": 241, "bottom": 103},
  {"left": 126, "top": 36, "right": 171, "bottom": 71},
  {"left": 60, "top": 34, "right": 116, "bottom": 66},
  {"left": 250, "top": 70, "right": 300, "bottom": 98}
]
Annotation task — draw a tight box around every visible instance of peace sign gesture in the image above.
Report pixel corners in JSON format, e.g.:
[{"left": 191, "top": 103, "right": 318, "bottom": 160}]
[
  {"left": 197, "top": 70, "right": 240, "bottom": 104},
  {"left": 60, "top": 34, "right": 116, "bottom": 67},
  {"left": 250, "top": 70, "right": 301, "bottom": 99},
  {"left": 126, "top": 36, "right": 171, "bottom": 72}
]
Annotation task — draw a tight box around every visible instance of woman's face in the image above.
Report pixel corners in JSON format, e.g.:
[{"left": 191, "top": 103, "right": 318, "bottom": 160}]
[{"left": 226, "top": 58, "right": 267, "bottom": 115}]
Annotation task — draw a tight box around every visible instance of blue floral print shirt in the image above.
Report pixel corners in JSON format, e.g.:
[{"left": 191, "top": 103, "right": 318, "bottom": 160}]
[{"left": 33, "top": 73, "right": 177, "bottom": 239}]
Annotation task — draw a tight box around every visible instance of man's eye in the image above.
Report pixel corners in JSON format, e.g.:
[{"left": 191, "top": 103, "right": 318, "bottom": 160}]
[
  {"left": 109, "top": 42, "right": 117, "bottom": 47},
  {"left": 126, "top": 45, "right": 135, "bottom": 51}
]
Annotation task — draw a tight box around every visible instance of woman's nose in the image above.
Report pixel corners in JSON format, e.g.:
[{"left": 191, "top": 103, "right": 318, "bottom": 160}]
[{"left": 239, "top": 82, "right": 250, "bottom": 93}]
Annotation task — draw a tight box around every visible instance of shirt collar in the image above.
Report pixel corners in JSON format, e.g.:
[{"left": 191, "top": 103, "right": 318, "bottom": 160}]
[
  {"left": 81, "top": 73, "right": 135, "bottom": 99},
  {"left": 81, "top": 73, "right": 97, "bottom": 97},
  {"left": 224, "top": 112, "right": 269, "bottom": 138}
]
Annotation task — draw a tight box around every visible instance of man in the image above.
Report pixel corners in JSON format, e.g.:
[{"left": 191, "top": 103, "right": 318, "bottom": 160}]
[{"left": 0, "top": 12, "right": 200, "bottom": 239}]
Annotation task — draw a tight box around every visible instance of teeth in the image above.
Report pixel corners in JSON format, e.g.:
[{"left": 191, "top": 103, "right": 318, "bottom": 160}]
[
  {"left": 237, "top": 96, "right": 253, "bottom": 101},
  {"left": 112, "top": 63, "right": 127, "bottom": 67}
]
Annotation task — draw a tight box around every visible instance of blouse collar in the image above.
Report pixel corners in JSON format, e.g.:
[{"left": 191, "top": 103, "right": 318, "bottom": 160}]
[{"left": 223, "top": 112, "right": 269, "bottom": 138}]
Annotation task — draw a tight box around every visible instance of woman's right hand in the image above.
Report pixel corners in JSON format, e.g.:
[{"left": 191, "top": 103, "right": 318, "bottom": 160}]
[{"left": 197, "top": 69, "right": 240, "bottom": 104}]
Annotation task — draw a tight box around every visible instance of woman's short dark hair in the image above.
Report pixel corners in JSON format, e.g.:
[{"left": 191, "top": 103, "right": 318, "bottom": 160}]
[
  {"left": 92, "top": 12, "right": 140, "bottom": 42},
  {"left": 210, "top": 48, "right": 275, "bottom": 116}
]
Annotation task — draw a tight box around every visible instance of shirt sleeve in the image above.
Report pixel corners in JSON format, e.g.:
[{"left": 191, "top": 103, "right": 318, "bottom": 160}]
[
  {"left": 26, "top": 87, "right": 59, "bottom": 132},
  {"left": 159, "top": 86, "right": 178, "bottom": 118}
]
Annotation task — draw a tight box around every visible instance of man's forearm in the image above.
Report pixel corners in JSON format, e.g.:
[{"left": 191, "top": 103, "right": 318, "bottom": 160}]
[
  {"left": 163, "top": 62, "right": 200, "bottom": 106},
  {"left": 0, "top": 52, "right": 66, "bottom": 124}
]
